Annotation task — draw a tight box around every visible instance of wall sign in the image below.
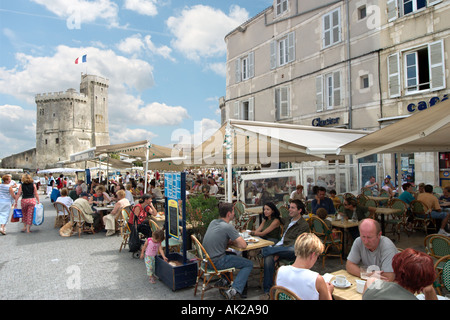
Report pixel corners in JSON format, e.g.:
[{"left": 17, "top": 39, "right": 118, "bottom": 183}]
[
  {"left": 407, "top": 94, "right": 448, "bottom": 113},
  {"left": 312, "top": 117, "right": 340, "bottom": 127}
]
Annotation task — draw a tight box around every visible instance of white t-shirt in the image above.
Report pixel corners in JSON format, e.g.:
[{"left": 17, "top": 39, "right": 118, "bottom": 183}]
[
  {"left": 276, "top": 266, "right": 319, "bottom": 300},
  {"left": 55, "top": 196, "right": 73, "bottom": 209}
]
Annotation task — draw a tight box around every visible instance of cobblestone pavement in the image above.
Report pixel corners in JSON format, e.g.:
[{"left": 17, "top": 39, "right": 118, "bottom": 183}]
[{"left": 0, "top": 194, "right": 427, "bottom": 301}]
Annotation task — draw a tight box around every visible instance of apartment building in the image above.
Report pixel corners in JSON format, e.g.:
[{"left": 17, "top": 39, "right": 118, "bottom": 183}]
[{"left": 222, "top": 0, "right": 450, "bottom": 186}]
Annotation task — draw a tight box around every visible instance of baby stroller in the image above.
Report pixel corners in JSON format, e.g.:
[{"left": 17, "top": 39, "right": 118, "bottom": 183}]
[{"left": 128, "top": 214, "right": 148, "bottom": 259}]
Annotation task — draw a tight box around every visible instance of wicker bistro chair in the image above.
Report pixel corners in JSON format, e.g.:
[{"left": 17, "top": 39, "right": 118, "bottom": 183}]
[
  {"left": 385, "top": 198, "right": 408, "bottom": 241},
  {"left": 269, "top": 285, "right": 301, "bottom": 300},
  {"left": 425, "top": 234, "right": 450, "bottom": 263},
  {"left": 410, "top": 200, "right": 437, "bottom": 234},
  {"left": 69, "top": 205, "right": 95, "bottom": 237},
  {"left": 279, "top": 205, "right": 290, "bottom": 220},
  {"left": 119, "top": 207, "right": 131, "bottom": 253},
  {"left": 309, "top": 216, "right": 343, "bottom": 268},
  {"left": 53, "top": 201, "right": 70, "bottom": 228},
  {"left": 190, "top": 235, "right": 235, "bottom": 300},
  {"left": 233, "top": 201, "right": 248, "bottom": 230},
  {"left": 434, "top": 255, "right": 450, "bottom": 295},
  {"left": 361, "top": 187, "right": 373, "bottom": 196}
]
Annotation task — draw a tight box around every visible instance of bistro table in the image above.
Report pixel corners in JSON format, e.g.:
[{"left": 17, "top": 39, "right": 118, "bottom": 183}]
[
  {"left": 328, "top": 269, "right": 362, "bottom": 300},
  {"left": 331, "top": 219, "right": 359, "bottom": 258},
  {"left": 374, "top": 207, "right": 401, "bottom": 236}
]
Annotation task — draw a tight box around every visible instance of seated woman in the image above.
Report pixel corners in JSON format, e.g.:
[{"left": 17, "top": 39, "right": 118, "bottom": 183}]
[
  {"left": 276, "top": 233, "right": 334, "bottom": 300},
  {"left": 103, "top": 190, "right": 130, "bottom": 237},
  {"left": 55, "top": 187, "right": 73, "bottom": 208},
  {"left": 92, "top": 185, "right": 111, "bottom": 206},
  {"left": 128, "top": 193, "right": 156, "bottom": 238},
  {"left": 250, "top": 202, "right": 282, "bottom": 242},
  {"left": 363, "top": 248, "right": 437, "bottom": 300}
]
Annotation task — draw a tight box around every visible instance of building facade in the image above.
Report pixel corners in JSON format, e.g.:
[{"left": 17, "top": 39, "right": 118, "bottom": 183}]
[{"left": 222, "top": 0, "right": 450, "bottom": 186}]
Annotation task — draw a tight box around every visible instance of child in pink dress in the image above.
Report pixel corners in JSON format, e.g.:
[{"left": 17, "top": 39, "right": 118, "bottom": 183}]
[{"left": 140, "top": 229, "right": 168, "bottom": 283}]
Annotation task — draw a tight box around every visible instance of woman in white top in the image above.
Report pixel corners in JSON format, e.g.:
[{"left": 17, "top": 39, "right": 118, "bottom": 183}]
[
  {"left": 0, "top": 174, "right": 16, "bottom": 235},
  {"left": 55, "top": 188, "right": 74, "bottom": 208},
  {"left": 276, "top": 233, "right": 334, "bottom": 300}
]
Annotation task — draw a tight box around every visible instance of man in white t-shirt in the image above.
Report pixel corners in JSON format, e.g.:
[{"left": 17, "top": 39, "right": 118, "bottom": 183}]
[{"left": 346, "top": 219, "right": 397, "bottom": 282}]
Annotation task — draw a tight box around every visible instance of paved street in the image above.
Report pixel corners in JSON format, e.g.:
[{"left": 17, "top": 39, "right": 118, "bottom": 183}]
[{"left": 0, "top": 193, "right": 426, "bottom": 301}]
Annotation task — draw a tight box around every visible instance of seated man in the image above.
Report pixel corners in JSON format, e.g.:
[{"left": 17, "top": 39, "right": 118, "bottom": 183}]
[
  {"left": 338, "top": 197, "right": 376, "bottom": 239},
  {"left": 311, "top": 186, "right": 336, "bottom": 215},
  {"left": 398, "top": 183, "right": 415, "bottom": 205},
  {"left": 346, "top": 219, "right": 397, "bottom": 282},
  {"left": 202, "top": 202, "right": 253, "bottom": 300},
  {"left": 364, "top": 176, "right": 380, "bottom": 196},
  {"left": 417, "top": 184, "right": 450, "bottom": 236},
  {"left": 72, "top": 192, "right": 101, "bottom": 230},
  {"left": 260, "top": 199, "right": 310, "bottom": 299}
]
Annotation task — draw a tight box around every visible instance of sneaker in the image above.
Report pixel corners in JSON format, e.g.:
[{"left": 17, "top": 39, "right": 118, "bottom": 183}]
[
  {"left": 438, "top": 229, "right": 450, "bottom": 237},
  {"left": 223, "top": 287, "right": 237, "bottom": 300},
  {"left": 214, "top": 277, "right": 230, "bottom": 288},
  {"left": 106, "top": 230, "right": 115, "bottom": 236}
]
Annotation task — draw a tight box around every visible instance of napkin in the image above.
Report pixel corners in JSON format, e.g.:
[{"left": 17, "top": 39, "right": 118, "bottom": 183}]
[{"left": 322, "top": 273, "right": 334, "bottom": 283}]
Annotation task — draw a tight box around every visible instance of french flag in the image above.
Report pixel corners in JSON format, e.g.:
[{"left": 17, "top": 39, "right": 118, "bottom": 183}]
[{"left": 75, "top": 54, "right": 87, "bottom": 64}]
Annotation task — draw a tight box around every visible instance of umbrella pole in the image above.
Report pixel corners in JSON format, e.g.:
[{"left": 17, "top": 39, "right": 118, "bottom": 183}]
[{"left": 144, "top": 143, "right": 149, "bottom": 194}]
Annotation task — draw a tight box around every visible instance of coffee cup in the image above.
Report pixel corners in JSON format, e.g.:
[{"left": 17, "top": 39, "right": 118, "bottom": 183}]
[
  {"left": 335, "top": 275, "right": 347, "bottom": 286},
  {"left": 242, "top": 231, "right": 249, "bottom": 239},
  {"left": 356, "top": 279, "right": 366, "bottom": 293}
]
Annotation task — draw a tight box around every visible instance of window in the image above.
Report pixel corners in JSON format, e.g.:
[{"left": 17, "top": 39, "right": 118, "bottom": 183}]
[
  {"left": 358, "top": 5, "right": 367, "bottom": 19},
  {"left": 55, "top": 138, "right": 59, "bottom": 144},
  {"left": 361, "top": 75, "right": 369, "bottom": 89},
  {"left": 233, "top": 98, "right": 254, "bottom": 121},
  {"left": 316, "top": 71, "right": 341, "bottom": 111},
  {"left": 275, "top": 0, "right": 288, "bottom": 16},
  {"left": 387, "top": 0, "right": 442, "bottom": 21},
  {"left": 275, "top": 87, "right": 290, "bottom": 120},
  {"left": 403, "top": 0, "right": 427, "bottom": 15},
  {"left": 388, "top": 40, "right": 445, "bottom": 97},
  {"left": 270, "top": 32, "right": 295, "bottom": 69},
  {"left": 235, "top": 52, "right": 254, "bottom": 83},
  {"left": 323, "top": 8, "right": 341, "bottom": 48}
]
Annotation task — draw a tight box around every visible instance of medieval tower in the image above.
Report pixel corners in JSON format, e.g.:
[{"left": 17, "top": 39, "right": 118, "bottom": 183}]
[{"left": 35, "top": 74, "right": 110, "bottom": 169}]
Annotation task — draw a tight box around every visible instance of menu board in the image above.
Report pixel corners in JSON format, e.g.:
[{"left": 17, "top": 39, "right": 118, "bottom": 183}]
[{"left": 168, "top": 199, "right": 179, "bottom": 240}]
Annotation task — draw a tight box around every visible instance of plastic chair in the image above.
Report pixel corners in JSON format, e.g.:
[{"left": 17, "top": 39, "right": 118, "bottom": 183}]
[
  {"left": 434, "top": 255, "right": 450, "bottom": 295},
  {"left": 69, "top": 205, "right": 95, "bottom": 237},
  {"left": 53, "top": 201, "right": 70, "bottom": 228},
  {"left": 309, "top": 216, "right": 343, "bottom": 268},
  {"left": 410, "top": 200, "right": 437, "bottom": 234},
  {"left": 385, "top": 198, "right": 408, "bottom": 241},
  {"left": 190, "top": 235, "right": 235, "bottom": 300},
  {"left": 269, "top": 285, "right": 301, "bottom": 300}
]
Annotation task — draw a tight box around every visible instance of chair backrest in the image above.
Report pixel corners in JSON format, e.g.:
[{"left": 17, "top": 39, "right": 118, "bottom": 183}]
[
  {"left": 279, "top": 205, "right": 290, "bottom": 220},
  {"left": 433, "top": 186, "right": 443, "bottom": 194},
  {"left": 410, "top": 200, "right": 429, "bottom": 217},
  {"left": 365, "top": 199, "right": 377, "bottom": 208},
  {"left": 53, "top": 201, "right": 70, "bottom": 216},
  {"left": 149, "top": 219, "right": 160, "bottom": 233},
  {"left": 233, "top": 201, "right": 245, "bottom": 221},
  {"left": 436, "top": 255, "right": 450, "bottom": 291},
  {"left": 121, "top": 207, "right": 130, "bottom": 222},
  {"left": 361, "top": 187, "right": 373, "bottom": 196},
  {"left": 269, "top": 285, "right": 301, "bottom": 300},
  {"left": 310, "top": 216, "right": 331, "bottom": 238},
  {"left": 357, "top": 194, "right": 368, "bottom": 206},
  {"left": 428, "top": 235, "right": 450, "bottom": 259},
  {"left": 283, "top": 194, "right": 290, "bottom": 204},
  {"left": 69, "top": 206, "right": 85, "bottom": 223},
  {"left": 305, "top": 200, "right": 312, "bottom": 213},
  {"left": 190, "top": 235, "right": 218, "bottom": 273},
  {"left": 389, "top": 199, "right": 407, "bottom": 218},
  {"left": 337, "top": 194, "right": 345, "bottom": 203}
]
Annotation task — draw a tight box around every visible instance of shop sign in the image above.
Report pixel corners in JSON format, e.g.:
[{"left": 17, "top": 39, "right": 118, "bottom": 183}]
[
  {"left": 312, "top": 117, "right": 340, "bottom": 127},
  {"left": 407, "top": 94, "right": 448, "bottom": 113}
]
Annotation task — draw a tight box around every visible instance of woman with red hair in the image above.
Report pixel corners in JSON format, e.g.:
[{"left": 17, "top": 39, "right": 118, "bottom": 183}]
[{"left": 363, "top": 248, "right": 437, "bottom": 300}]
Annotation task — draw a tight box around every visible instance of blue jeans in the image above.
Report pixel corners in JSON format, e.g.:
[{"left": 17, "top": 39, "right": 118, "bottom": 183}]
[
  {"left": 261, "top": 245, "right": 296, "bottom": 293},
  {"left": 213, "top": 254, "right": 253, "bottom": 294}
]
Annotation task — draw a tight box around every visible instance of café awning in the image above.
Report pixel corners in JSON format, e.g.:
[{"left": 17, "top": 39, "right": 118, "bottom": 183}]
[{"left": 339, "top": 97, "right": 450, "bottom": 159}]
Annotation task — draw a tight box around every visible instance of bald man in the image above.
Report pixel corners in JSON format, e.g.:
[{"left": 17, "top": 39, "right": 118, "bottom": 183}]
[{"left": 346, "top": 219, "right": 397, "bottom": 282}]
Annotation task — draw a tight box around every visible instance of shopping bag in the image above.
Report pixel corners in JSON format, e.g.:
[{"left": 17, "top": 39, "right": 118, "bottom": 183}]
[
  {"left": 33, "top": 203, "right": 44, "bottom": 226},
  {"left": 10, "top": 208, "right": 20, "bottom": 223},
  {"left": 13, "top": 208, "right": 23, "bottom": 218}
]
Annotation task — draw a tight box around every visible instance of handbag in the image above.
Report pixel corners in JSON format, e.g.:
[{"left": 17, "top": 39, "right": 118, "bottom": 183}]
[
  {"left": 10, "top": 209, "right": 20, "bottom": 223},
  {"left": 13, "top": 208, "right": 23, "bottom": 218},
  {"left": 33, "top": 203, "right": 44, "bottom": 226}
]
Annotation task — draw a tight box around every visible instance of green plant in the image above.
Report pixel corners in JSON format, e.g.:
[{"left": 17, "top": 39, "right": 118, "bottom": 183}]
[{"left": 186, "top": 194, "right": 219, "bottom": 241}]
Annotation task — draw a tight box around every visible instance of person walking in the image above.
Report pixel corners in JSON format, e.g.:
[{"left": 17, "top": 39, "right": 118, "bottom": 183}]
[
  {"left": 0, "top": 174, "right": 16, "bottom": 235},
  {"left": 14, "top": 173, "right": 40, "bottom": 233}
]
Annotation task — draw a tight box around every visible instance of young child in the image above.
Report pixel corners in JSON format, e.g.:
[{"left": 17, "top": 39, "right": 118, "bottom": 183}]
[{"left": 140, "top": 229, "right": 168, "bottom": 283}]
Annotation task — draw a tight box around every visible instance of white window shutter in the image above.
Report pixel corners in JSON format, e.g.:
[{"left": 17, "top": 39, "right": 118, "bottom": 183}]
[
  {"left": 288, "top": 32, "right": 295, "bottom": 63},
  {"left": 316, "top": 75, "right": 324, "bottom": 112},
  {"left": 283, "top": 87, "right": 290, "bottom": 118},
  {"left": 248, "top": 97, "right": 255, "bottom": 121},
  {"left": 388, "top": 53, "right": 401, "bottom": 98},
  {"left": 428, "top": 40, "right": 445, "bottom": 91},
  {"left": 235, "top": 58, "right": 241, "bottom": 83},
  {"left": 270, "top": 41, "right": 277, "bottom": 69},
  {"left": 234, "top": 101, "right": 240, "bottom": 119},
  {"left": 333, "top": 71, "right": 341, "bottom": 107},
  {"left": 275, "top": 88, "right": 280, "bottom": 120},
  {"left": 387, "top": 0, "right": 398, "bottom": 22},
  {"left": 428, "top": 0, "right": 442, "bottom": 6},
  {"left": 248, "top": 52, "right": 255, "bottom": 79}
]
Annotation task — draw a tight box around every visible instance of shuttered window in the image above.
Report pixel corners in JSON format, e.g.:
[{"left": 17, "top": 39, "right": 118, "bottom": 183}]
[
  {"left": 275, "top": 87, "right": 290, "bottom": 120},
  {"left": 270, "top": 31, "right": 295, "bottom": 69},
  {"left": 323, "top": 8, "right": 341, "bottom": 48},
  {"left": 235, "top": 51, "right": 254, "bottom": 83}
]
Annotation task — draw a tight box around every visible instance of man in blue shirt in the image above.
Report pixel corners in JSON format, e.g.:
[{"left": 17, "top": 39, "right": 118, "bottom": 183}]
[
  {"left": 311, "top": 186, "right": 336, "bottom": 215},
  {"left": 398, "top": 183, "right": 415, "bottom": 205}
]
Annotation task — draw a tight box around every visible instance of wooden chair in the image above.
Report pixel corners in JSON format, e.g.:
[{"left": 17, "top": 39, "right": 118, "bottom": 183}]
[
  {"left": 269, "top": 285, "right": 301, "bottom": 300},
  {"left": 118, "top": 205, "right": 132, "bottom": 237},
  {"left": 309, "top": 216, "right": 343, "bottom": 268},
  {"left": 53, "top": 201, "right": 70, "bottom": 228},
  {"left": 425, "top": 234, "right": 450, "bottom": 262},
  {"left": 282, "top": 194, "right": 290, "bottom": 204},
  {"left": 361, "top": 187, "right": 373, "bottom": 196},
  {"left": 119, "top": 208, "right": 131, "bottom": 253},
  {"left": 357, "top": 194, "right": 368, "bottom": 206},
  {"left": 233, "top": 201, "right": 248, "bottom": 230},
  {"left": 69, "top": 205, "right": 95, "bottom": 237},
  {"left": 378, "top": 189, "right": 391, "bottom": 207},
  {"left": 434, "top": 255, "right": 450, "bottom": 295},
  {"left": 410, "top": 200, "right": 437, "bottom": 234},
  {"left": 148, "top": 219, "right": 181, "bottom": 252},
  {"left": 385, "top": 198, "right": 408, "bottom": 241},
  {"left": 305, "top": 200, "right": 312, "bottom": 214},
  {"left": 190, "top": 235, "right": 235, "bottom": 300},
  {"left": 279, "top": 205, "right": 289, "bottom": 220}
]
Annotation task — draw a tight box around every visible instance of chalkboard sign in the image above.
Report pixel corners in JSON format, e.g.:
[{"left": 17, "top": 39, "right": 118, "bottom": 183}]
[{"left": 168, "top": 199, "right": 179, "bottom": 240}]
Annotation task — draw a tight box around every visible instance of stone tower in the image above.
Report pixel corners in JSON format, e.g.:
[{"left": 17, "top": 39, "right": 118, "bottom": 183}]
[{"left": 35, "top": 74, "right": 110, "bottom": 169}]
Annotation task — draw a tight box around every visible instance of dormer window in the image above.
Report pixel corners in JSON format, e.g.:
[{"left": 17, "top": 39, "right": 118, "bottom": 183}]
[{"left": 275, "top": 0, "right": 288, "bottom": 16}]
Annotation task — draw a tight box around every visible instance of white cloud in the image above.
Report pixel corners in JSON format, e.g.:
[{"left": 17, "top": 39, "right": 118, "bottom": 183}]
[
  {"left": 206, "top": 62, "right": 227, "bottom": 77},
  {"left": 31, "top": 0, "right": 120, "bottom": 27},
  {"left": 166, "top": 5, "right": 249, "bottom": 61},
  {"left": 109, "top": 124, "right": 158, "bottom": 144},
  {"left": 124, "top": 0, "right": 158, "bottom": 16},
  {"left": 116, "top": 34, "right": 176, "bottom": 61},
  {"left": 116, "top": 34, "right": 145, "bottom": 55}
]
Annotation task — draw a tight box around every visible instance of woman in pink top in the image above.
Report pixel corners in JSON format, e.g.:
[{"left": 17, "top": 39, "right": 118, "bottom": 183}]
[{"left": 140, "top": 229, "right": 168, "bottom": 283}]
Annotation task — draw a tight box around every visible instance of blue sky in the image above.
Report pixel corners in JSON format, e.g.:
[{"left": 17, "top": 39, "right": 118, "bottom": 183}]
[{"left": 0, "top": 0, "right": 273, "bottom": 159}]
